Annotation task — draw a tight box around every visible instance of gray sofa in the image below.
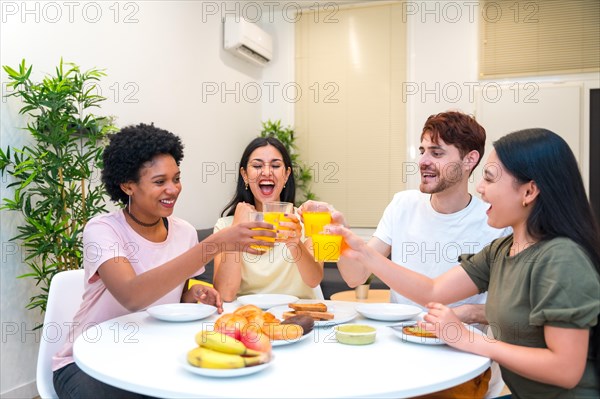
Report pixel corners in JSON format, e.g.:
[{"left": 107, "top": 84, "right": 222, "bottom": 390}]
[{"left": 195, "top": 228, "right": 388, "bottom": 299}]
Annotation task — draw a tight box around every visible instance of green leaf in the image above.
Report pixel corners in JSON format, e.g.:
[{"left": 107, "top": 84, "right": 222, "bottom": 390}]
[
  {"left": 3, "top": 65, "right": 19, "bottom": 77},
  {"left": 2, "top": 58, "right": 116, "bottom": 313},
  {"left": 24, "top": 64, "right": 33, "bottom": 80}
]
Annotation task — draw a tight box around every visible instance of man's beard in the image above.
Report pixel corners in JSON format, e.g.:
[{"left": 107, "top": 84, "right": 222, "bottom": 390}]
[{"left": 419, "top": 163, "right": 464, "bottom": 194}]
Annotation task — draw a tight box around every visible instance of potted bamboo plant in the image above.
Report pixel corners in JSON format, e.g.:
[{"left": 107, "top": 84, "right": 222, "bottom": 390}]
[{"left": 0, "top": 59, "right": 117, "bottom": 313}]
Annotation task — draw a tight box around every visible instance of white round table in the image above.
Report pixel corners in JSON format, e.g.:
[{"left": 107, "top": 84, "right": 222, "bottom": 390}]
[{"left": 74, "top": 301, "right": 490, "bottom": 398}]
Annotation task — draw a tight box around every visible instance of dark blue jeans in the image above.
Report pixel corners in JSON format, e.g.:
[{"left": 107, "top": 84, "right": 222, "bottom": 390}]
[{"left": 54, "top": 362, "right": 156, "bottom": 399}]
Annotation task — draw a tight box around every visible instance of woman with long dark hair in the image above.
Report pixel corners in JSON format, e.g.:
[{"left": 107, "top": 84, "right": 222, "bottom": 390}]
[
  {"left": 213, "top": 137, "right": 323, "bottom": 301},
  {"left": 330, "top": 128, "right": 599, "bottom": 398}
]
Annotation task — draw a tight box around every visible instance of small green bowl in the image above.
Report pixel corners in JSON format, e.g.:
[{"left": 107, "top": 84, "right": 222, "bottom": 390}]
[{"left": 335, "top": 324, "right": 376, "bottom": 345}]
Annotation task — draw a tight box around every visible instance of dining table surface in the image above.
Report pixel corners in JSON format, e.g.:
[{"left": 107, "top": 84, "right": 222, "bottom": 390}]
[{"left": 73, "top": 300, "right": 491, "bottom": 398}]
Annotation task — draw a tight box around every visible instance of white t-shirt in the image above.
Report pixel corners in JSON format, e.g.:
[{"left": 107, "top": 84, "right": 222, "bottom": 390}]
[
  {"left": 214, "top": 216, "right": 316, "bottom": 299},
  {"left": 52, "top": 210, "right": 201, "bottom": 371},
  {"left": 373, "top": 190, "right": 509, "bottom": 308}
]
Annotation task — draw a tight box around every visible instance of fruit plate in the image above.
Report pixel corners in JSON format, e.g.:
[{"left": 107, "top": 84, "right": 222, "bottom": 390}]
[
  {"left": 237, "top": 294, "right": 299, "bottom": 310},
  {"left": 271, "top": 330, "right": 314, "bottom": 347},
  {"left": 147, "top": 303, "right": 217, "bottom": 322},
  {"left": 181, "top": 355, "right": 271, "bottom": 378},
  {"left": 267, "top": 304, "right": 358, "bottom": 327},
  {"left": 355, "top": 303, "right": 422, "bottom": 322},
  {"left": 389, "top": 321, "right": 485, "bottom": 346}
]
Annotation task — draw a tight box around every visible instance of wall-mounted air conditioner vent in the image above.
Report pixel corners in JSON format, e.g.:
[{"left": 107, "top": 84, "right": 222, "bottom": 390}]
[{"left": 223, "top": 17, "right": 272, "bottom": 67}]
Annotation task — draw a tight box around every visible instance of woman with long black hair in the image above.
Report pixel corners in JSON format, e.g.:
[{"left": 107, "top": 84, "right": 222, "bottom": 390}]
[
  {"left": 213, "top": 137, "right": 323, "bottom": 301},
  {"left": 331, "top": 128, "right": 599, "bottom": 398}
]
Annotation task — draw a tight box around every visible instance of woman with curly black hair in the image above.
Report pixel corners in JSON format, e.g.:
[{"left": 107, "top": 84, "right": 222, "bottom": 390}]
[{"left": 52, "top": 123, "right": 275, "bottom": 398}]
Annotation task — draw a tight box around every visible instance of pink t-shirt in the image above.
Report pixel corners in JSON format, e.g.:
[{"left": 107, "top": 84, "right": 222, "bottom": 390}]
[{"left": 52, "top": 210, "right": 202, "bottom": 371}]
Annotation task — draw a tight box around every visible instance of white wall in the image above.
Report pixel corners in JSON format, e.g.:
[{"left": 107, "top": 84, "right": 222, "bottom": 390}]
[
  {"left": 260, "top": 10, "right": 295, "bottom": 127},
  {"left": 405, "top": 2, "right": 480, "bottom": 189},
  {"left": 0, "top": 1, "right": 273, "bottom": 396}
]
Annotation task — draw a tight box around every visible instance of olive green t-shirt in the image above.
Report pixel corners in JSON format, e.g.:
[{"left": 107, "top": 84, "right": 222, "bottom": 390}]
[{"left": 460, "top": 236, "right": 599, "bottom": 399}]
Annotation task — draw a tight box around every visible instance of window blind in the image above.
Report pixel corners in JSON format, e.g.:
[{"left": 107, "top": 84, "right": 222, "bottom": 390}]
[{"left": 480, "top": 0, "right": 600, "bottom": 78}]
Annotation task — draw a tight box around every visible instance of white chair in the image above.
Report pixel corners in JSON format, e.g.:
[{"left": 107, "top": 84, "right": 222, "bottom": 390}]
[
  {"left": 313, "top": 284, "right": 325, "bottom": 300},
  {"left": 36, "top": 269, "right": 85, "bottom": 399}
]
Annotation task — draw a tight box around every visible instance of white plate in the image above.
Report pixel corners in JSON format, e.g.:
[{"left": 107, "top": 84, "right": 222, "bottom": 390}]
[
  {"left": 237, "top": 294, "right": 299, "bottom": 310},
  {"left": 389, "top": 321, "right": 484, "bottom": 346},
  {"left": 147, "top": 303, "right": 217, "bottom": 322},
  {"left": 271, "top": 330, "right": 314, "bottom": 347},
  {"left": 267, "top": 304, "right": 357, "bottom": 327},
  {"left": 181, "top": 355, "right": 271, "bottom": 378},
  {"left": 355, "top": 303, "right": 422, "bottom": 322}
]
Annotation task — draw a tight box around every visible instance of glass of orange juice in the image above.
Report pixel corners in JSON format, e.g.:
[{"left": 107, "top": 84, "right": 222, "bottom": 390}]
[
  {"left": 248, "top": 211, "right": 276, "bottom": 252},
  {"left": 312, "top": 228, "right": 343, "bottom": 262},
  {"left": 303, "top": 211, "right": 332, "bottom": 238},
  {"left": 264, "top": 202, "right": 294, "bottom": 239}
]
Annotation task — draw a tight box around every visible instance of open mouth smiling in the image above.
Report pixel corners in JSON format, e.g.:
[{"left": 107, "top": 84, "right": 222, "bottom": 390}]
[{"left": 258, "top": 180, "right": 275, "bottom": 196}]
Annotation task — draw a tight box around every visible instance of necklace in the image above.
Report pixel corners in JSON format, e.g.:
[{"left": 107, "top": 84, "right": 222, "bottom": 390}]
[{"left": 124, "top": 206, "right": 161, "bottom": 227}]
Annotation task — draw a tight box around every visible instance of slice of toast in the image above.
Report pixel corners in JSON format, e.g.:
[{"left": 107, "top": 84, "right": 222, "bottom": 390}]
[
  {"left": 288, "top": 302, "right": 328, "bottom": 312},
  {"left": 283, "top": 310, "right": 335, "bottom": 321},
  {"left": 402, "top": 325, "right": 437, "bottom": 338}
]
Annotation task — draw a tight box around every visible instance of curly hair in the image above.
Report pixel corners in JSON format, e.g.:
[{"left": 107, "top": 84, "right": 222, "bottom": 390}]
[
  {"left": 102, "top": 123, "right": 184, "bottom": 205},
  {"left": 421, "top": 111, "right": 486, "bottom": 173}
]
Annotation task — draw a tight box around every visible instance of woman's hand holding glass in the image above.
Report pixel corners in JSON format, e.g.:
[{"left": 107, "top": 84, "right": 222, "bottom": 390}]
[
  {"left": 230, "top": 203, "right": 279, "bottom": 254},
  {"left": 275, "top": 213, "right": 302, "bottom": 245},
  {"left": 247, "top": 212, "right": 277, "bottom": 252},
  {"left": 218, "top": 220, "right": 276, "bottom": 255},
  {"left": 263, "top": 201, "right": 294, "bottom": 240},
  {"left": 232, "top": 201, "right": 256, "bottom": 225}
]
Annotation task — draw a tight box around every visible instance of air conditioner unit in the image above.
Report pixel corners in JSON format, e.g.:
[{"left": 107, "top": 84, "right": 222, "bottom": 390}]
[{"left": 223, "top": 17, "right": 272, "bottom": 67}]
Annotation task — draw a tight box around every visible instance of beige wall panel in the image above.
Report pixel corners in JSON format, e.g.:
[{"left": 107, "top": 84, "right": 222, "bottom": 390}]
[{"left": 296, "top": 3, "right": 407, "bottom": 226}]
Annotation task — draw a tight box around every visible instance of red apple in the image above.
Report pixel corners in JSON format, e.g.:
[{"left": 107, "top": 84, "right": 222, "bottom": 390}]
[{"left": 240, "top": 323, "right": 272, "bottom": 353}]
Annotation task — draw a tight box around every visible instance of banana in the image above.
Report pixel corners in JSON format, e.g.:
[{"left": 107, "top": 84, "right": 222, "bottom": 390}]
[
  {"left": 196, "top": 330, "right": 262, "bottom": 356},
  {"left": 187, "top": 347, "right": 270, "bottom": 369}
]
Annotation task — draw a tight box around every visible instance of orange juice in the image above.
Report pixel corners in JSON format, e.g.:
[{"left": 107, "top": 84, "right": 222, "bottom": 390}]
[
  {"left": 250, "top": 228, "right": 276, "bottom": 252},
  {"left": 277, "top": 214, "right": 295, "bottom": 239},
  {"left": 312, "top": 233, "right": 342, "bottom": 262},
  {"left": 264, "top": 202, "right": 294, "bottom": 239},
  {"left": 263, "top": 212, "right": 281, "bottom": 230},
  {"left": 248, "top": 211, "right": 276, "bottom": 252},
  {"left": 303, "top": 211, "right": 331, "bottom": 237},
  {"left": 265, "top": 211, "right": 295, "bottom": 239}
]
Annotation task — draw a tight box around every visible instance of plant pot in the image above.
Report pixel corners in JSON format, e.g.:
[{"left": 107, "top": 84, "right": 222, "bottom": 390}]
[{"left": 355, "top": 284, "right": 370, "bottom": 300}]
